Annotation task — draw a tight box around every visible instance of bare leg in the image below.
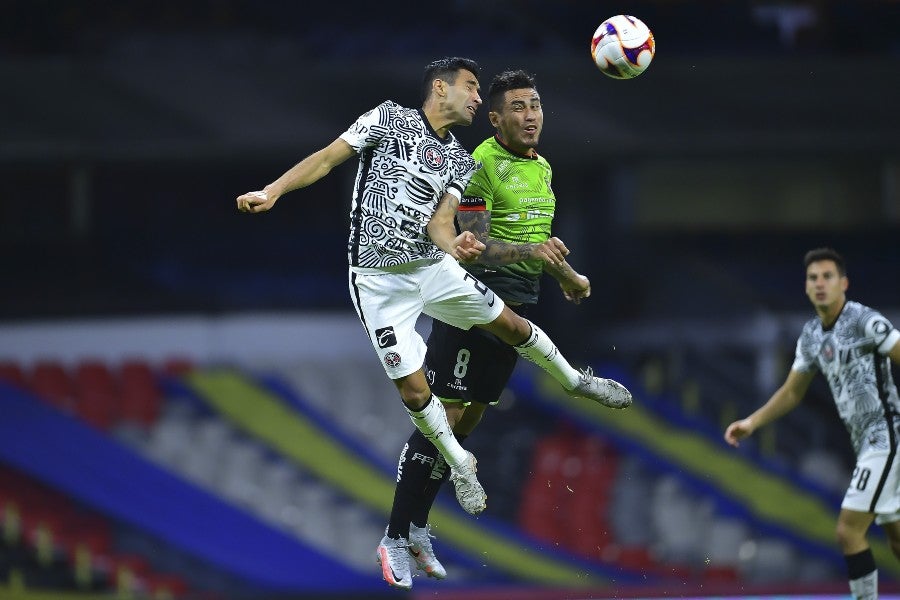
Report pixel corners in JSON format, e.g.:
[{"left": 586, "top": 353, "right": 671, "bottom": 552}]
[{"left": 838, "top": 509, "right": 878, "bottom": 600}]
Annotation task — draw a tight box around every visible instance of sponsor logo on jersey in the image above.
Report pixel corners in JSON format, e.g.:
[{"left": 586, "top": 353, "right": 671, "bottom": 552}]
[
  {"left": 384, "top": 352, "right": 401, "bottom": 368},
  {"left": 375, "top": 326, "right": 397, "bottom": 348}
]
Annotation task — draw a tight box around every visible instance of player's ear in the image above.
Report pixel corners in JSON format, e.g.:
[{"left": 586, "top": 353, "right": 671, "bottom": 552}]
[
  {"left": 841, "top": 275, "right": 849, "bottom": 292},
  {"left": 488, "top": 111, "right": 500, "bottom": 128},
  {"left": 433, "top": 78, "right": 447, "bottom": 98}
]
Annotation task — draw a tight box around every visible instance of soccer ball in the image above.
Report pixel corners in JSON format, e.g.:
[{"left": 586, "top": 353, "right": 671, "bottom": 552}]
[{"left": 590, "top": 15, "right": 655, "bottom": 79}]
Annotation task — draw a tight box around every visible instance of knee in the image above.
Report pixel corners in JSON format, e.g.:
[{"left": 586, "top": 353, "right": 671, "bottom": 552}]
[
  {"left": 487, "top": 309, "right": 531, "bottom": 345},
  {"left": 836, "top": 520, "right": 866, "bottom": 554},
  {"left": 399, "top": 387, "right": 431, "bottom": 410},
  {"left": 396, "top": 374, "right": 432, "bottom": 410}
]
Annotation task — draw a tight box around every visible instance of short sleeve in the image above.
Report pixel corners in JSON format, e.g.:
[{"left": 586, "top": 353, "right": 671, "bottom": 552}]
[
  {"left": 791, "top": 333, "right": 818, "bottom": 373},
  {"left": 339, "top": 100, "right": 394, "bottom": 153}
]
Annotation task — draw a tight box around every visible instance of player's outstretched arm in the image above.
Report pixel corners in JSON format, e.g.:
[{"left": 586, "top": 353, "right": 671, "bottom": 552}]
[
  {"left": 723, "top": 369, "right": 815, "bottom": 447},
  {"left": 236, "top": 138, "right": 355, "bottom": 213}
]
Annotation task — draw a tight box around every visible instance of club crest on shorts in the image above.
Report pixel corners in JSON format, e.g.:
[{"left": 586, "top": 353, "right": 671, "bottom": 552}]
[
  {"left": 375, "top": 326, "right": 397, "bottom": 348},
  {"left": 384, "top": 352, "right": 402, "bottom": 368}
]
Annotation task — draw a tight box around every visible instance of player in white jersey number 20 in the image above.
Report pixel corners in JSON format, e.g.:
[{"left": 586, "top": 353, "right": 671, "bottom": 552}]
[
  {"left": 235, "top": 57, "right": 632, "bottom": 589},
  {"left": 725, "top": 247, "right": 900, "bottom": 600}
]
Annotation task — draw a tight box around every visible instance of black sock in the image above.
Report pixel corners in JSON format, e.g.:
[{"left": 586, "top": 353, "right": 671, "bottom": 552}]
[
  {"left": 387, "top": 429, "right": 449, "bottom": 539},
  {"left": 846, "top": 548, "right": 878, "bottom": 600},
  {"left": 846, "top": 548, "right": 876, "bottom": 579},
  {"left": 411, "top": 434, "right": 467, "bottom": 527}
]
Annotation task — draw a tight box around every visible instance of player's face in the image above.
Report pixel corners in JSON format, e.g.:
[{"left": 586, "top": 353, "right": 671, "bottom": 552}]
[
  {"left": 491, "top": 88, "right": 543, "bottom": 155},
  {"left": 805, "top": 260, "right": 848, "bottom": 311},
  {"left": 445, "top": 69, "right": 482, "bottom": 126}
]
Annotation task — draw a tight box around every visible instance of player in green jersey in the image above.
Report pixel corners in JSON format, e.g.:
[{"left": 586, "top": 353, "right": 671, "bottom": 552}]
[{"left": 377, "top": 70, "right": 612, "bottom": 586}]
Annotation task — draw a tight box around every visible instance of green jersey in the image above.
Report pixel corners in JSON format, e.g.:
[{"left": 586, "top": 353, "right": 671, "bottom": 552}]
[{"left": 459, "top": 136, "right": 555, "bottom": 304}]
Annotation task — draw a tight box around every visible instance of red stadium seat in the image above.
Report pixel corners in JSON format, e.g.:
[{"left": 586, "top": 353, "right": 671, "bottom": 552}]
[
  {"left": 0, "top": 361, "right": 27, "bottom": 389},
  {"left": 702, "top": 564, "right": 740, "bottom": 584},
  {"left": 74, "top": 360, "right": 119, "bottom": 430},
  {"left": 162, "top": 357, "right": 194, "bottom": 377},
  {"left": 113, "top": 553, "right": 153, "bottom": 595},
  {"left": 30, "top": 360, "right": 76, "bottom": 412},
  {"left": 617, "top": 545, "right": 657, "bottom": 571},
  {"left": 146, "top": 573, "right": 190, "bottom": 599},
  {"left": 119, "top": 360, "right": 161, "bottom": 426},
  {"left": 518, "top": 433, "right": 581, "bottom": 545}
]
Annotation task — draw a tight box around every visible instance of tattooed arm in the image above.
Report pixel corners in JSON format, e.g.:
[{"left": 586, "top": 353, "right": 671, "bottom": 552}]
[{"left": 456, "top": 209, "right": 567, "bottom": 267}]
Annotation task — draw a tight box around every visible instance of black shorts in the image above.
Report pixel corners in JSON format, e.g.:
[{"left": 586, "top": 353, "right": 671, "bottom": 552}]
[{"left": 424, "top": 305, "right": 529, "bottom": 405}]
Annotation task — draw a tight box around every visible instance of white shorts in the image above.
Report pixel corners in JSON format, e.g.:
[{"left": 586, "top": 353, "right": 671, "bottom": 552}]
[
  {"left": 841, "top": 449, "right": 900, "bottom": 524},
  {"left": 348, "top": 255, "right": 506, "bottom": 379}
]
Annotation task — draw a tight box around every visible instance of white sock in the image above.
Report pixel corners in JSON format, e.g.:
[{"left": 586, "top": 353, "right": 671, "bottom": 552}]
[
  {"left": 513, "top": 319, "right": 581, "bottom": 389},
  {"left": 406, "top": 396, "right": 467, "bottom": 468},
  {"left": 849, "top": 570, "right": 878, "bottom": 600}
]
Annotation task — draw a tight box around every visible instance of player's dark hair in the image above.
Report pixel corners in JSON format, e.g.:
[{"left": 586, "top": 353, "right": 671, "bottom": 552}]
[
  {"left": 488, "top": 70, "right": 537, "bottom": 111},
  {"left": 804, "top": 247, "right": 846, "bottom": 276},
  {"left": 422, "top": 57, "right": 480, "bottom": 103}
]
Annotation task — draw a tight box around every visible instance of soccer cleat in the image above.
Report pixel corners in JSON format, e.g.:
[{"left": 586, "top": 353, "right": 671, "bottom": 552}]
[
  {"left": 449, "top": 451, "right": 487, "bottom": 515},
  {"left": 408, "top": 523, "right": 447, "bottom": 579},
  {"left": 567, "top": 367, "right": 633, "bottom": 409},
  {"left": 376, "top": 535, "right": 413, "bottom": 589}
]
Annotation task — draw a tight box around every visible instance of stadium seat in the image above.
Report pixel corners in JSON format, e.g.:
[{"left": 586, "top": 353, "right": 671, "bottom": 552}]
[
  {"left": 518, "top": 433, "right": 577, "bottom": 544},
  {"left": 119, "top": 360, "right": 162, "bottom": 427},
  {"left": 145, "top": 573, "right": 189, "bottom": 599},
  {"left": 617, "top": 545, "right": 657, "bottom": 572},
  {"left": 112, "top": 553, "right": 152, "bottom": 596},
  {"left": 0, "top": 361, "right": 27, "bottom": 389},
  {"left": 701, "top": 564, "right": 740, "bottom": 584},
  {"left": 564, "top": 437, "right": 618, "bottom": 559},
  {"left": 162, "top": 357, "right": 194, "bottom": 377},
  {"left": 74, "top": 360, "right": 120, "bottom": 430},
  {"left": 30, "top": 360, "right": 76, "bottom": 413},
  {"left": 704, "top": 517, "right": 748, "bottom": 568},
  {"left": 798, "top": 448, "right": 850, "bottom": 496}
]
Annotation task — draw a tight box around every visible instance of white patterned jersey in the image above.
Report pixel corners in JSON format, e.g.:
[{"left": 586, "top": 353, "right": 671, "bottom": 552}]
[
  {"left": 792, "top": 300, "right": 900, "bottom": 455},
  {"left": 339, "top": 101, "right": 480, "bottom": 268}
]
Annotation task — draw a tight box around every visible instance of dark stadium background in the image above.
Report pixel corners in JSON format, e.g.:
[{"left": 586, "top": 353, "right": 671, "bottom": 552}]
[{"left": 1, "top": 2, "right": 900, "bottom": 599}]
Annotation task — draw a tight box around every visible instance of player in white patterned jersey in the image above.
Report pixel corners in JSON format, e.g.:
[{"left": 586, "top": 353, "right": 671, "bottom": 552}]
[
  {"left": 236, "top": 57, "right": 632, "bottom": 588},
  {"left": 794, "top": 301, "right": 900, "bottom": 455},
  {"left": 725, "top": 248, "right": 900, "bottom": 600},
  {"left": 339, "top": 100, "right": 478, "bottom": 268}
]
